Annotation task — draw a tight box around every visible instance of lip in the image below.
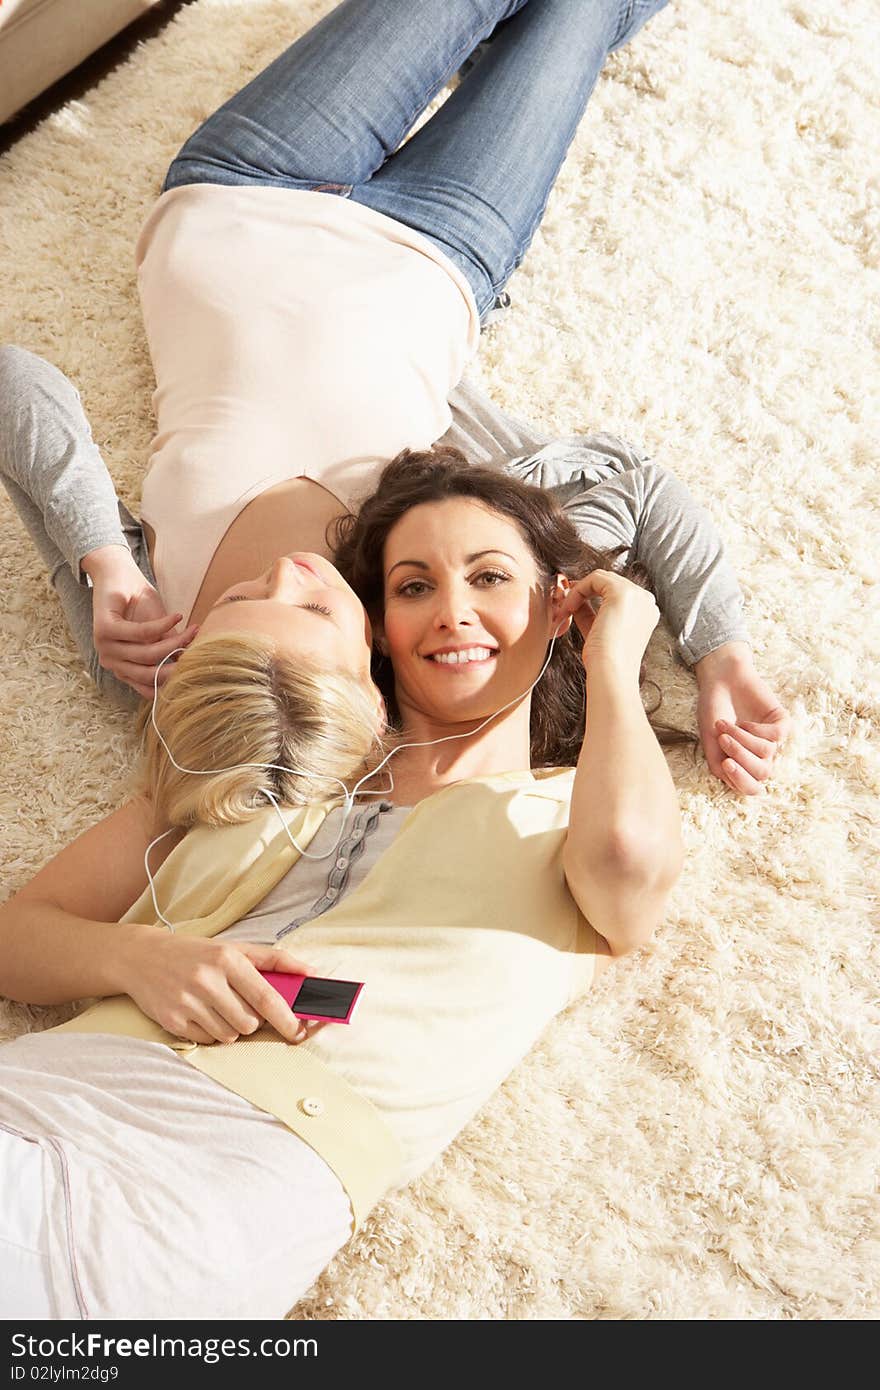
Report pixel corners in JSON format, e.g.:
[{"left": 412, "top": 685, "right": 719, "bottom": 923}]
[{"left": 291, "top": 556, "right": 322, "bottom": 580}]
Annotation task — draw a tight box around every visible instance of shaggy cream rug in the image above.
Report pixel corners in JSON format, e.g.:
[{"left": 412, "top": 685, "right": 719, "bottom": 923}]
[{"left": 1, "top": 0, "right": 877, "bottom": 1320}]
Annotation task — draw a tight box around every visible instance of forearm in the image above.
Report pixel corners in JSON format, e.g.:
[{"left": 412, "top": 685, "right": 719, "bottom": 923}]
[
  {"left": 564, "top": 663, "right": 683, "bottom": 946},
  {"left": 693, "top": 640, "right": 754, "bottom": 685},
  {"left": 0, "top": 897, "right": 156, "bottom": 1005},
  {"left": 81, "top": 542, "right": 140, "bottom": 585}
]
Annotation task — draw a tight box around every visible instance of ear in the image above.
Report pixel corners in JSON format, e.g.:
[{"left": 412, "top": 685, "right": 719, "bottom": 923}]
[
  {"left": 374, "top": 622, "right": 390, "bottom": 658},
  {"left": 549, "top": 574, "right": 573, "bottom": 637}
]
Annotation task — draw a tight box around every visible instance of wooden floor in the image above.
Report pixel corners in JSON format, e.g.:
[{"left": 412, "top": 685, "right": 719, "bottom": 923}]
[{"left": 0, "top": 0, "right": 193, "bottom": 159}]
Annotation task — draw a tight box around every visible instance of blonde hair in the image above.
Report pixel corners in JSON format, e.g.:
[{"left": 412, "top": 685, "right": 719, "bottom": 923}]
[{"left": 133, "top": 634, "right": 385, "bottom": 830}]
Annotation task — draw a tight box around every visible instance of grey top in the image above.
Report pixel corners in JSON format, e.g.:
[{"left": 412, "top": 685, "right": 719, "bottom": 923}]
[{"left": 0, "top": 344, "right": 749, "bottom": 671}]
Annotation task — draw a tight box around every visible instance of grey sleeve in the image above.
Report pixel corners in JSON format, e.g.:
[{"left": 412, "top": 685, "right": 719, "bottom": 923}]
[
  {"left": 504, "top": 433, "right": 751, "bottom": 668},
  {"left": 0, "top": 344, "right": 151, "bottom": 710},
  {"left": 0, "top": 344, "right": 131, "bottom": 583},
  {"left": 441, "top": 371, "right": 556, "bottom": 466}
]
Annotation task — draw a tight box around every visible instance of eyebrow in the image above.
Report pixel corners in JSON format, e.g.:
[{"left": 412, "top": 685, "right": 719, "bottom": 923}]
[{"left": 386, "top": 549, "right": 518, "bottom": 579}]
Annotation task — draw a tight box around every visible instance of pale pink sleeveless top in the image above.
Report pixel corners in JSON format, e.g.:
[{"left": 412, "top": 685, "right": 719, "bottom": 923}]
[{"left": 134, "top": 184, "right": 480, "bottom": 623}]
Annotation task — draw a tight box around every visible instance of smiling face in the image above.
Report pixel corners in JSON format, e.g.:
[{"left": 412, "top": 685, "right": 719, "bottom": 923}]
[
  {"left": 194, "top": 552, "right": 374, "bottom": 681},
  {"left": 380, "top": 497, "right": 568, "bottom": 724}
]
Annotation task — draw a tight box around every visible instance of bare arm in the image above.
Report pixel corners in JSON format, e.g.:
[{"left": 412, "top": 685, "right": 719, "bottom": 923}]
[
  {"left": 0, "top": 796, "right": 180, "bottom": 1004},
  {"left": 564, "top": 658, "right": 683, "bottom": 954},
  {"left": 0, "top": 798, "right": 315, "bottom": 1046},
  {"left": 559, "top": 571, "right": 684, "bottom": 956}
]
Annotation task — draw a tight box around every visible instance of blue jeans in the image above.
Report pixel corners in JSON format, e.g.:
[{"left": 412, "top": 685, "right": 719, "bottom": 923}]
[{"left": 163, "top": 0, "right": 668, "bottom": 322}]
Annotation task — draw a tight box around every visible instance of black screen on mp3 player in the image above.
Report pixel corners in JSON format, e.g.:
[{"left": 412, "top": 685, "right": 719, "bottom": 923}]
[{"left": 293, "top": 977, "right": 358, "bottom": 1019}]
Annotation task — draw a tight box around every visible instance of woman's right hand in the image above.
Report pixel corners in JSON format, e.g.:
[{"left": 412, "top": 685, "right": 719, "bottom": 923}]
[
  {"left": 82, "top": 544, "right": 199, "bottom": 700},
  {"left": 119, "top": 926, "right": 315, "bottom": 1045},
  {"left": 558, "top": 568, "right": 660, "bottom": 675}
]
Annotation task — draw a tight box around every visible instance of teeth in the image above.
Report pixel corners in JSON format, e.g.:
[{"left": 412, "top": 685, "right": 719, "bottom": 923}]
[{"left": 430, "top": 648, "right": 496, "bottom": 665}]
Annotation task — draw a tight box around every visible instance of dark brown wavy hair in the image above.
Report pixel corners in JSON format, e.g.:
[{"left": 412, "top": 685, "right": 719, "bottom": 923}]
[{"left": 332, "top": 445, "right": 697, "bottom": 769}]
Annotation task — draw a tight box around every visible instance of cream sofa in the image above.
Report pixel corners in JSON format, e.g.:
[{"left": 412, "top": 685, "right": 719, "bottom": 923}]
[{"left": 0, "top": 0, "right": 162, "bottom": 125}]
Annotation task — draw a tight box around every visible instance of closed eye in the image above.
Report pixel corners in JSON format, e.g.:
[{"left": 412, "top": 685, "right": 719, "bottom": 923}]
[{"left": 218, "top": 595, "right": 333, "bottom": 619}]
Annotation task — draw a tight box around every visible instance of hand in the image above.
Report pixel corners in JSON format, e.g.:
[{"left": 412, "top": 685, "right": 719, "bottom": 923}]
[
  {"left": 120, "top": 926, "right": 318, "bottom": 1045},
  {"left": 695, "top": 642, "right": 792, "bottom": 796},
  {"left": 558, "top": 568, "right": 661, "bottom": 676},
  {"left": 83, "top": 545, "right": 199, "bottom": 700}
]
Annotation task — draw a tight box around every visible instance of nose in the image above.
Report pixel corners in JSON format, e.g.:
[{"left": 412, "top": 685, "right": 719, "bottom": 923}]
[
  {"left": 431, "top": 580, "right": 476, "bottom": 632},
  {"left": 265, "top": 555, "right": 304, "bottom": 600}
]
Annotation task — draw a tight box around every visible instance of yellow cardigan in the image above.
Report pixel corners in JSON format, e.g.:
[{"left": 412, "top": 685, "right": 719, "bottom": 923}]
[{"left": 49, "top": 769, "right": 598, "bottom": 1232}]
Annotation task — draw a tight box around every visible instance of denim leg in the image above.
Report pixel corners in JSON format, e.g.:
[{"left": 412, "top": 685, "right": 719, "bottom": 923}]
[
  {"left": 163, "top": 0, "right": 529, "bottom": 194},
  {"left": 354, "top": 0, "right": 670, "bottom": 318}
]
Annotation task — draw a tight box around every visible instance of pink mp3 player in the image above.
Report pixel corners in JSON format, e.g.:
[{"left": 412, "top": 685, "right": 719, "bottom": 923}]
[{"left": 259, "top": 971, "right": 364, "bottom": 1025}]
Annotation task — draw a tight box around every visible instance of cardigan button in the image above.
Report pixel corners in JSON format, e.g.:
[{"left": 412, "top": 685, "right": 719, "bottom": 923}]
[{"left": 301, "top": 1096, "right": 325, "bottom": 1117}]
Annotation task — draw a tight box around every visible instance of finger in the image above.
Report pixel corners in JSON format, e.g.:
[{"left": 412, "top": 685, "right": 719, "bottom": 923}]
[
  {"left": 100, "top": 628, "right": 199, "bottom": 664},
  {"left": 559, "top": 587, "right": 588, "bottom": 614},
  {"left": 105, "top": 658, "right": 174, "bottom": 688},
  {"left": 568, "top": 607, "right": 595, "bottom": 642},
  {"left": 715, "top": 721, "right": 777, "bottom": 760},
  {"left": 195, "top": 1004, "right": 242, "bottom": 1046},
  {"left": 704, "top": 737, "right": 746, "bottom": 792},
  {"left": 176, "top": 1021, "right": 216, "bottom": 1045},
  {"left": 237, "top": 945, "right": 315, "bottom": 977},
  {"left": 103, "top": 609, "right": 183, "bottom": 639},
  {"left": 719, "top": 755, "right": 764, "bottom": 797},
  {"left": 215, "top": 986, "right": 264, "bottom": 1038},
  {"left": 103, "top": 611, "right": 186, "bottom": 641},
  {"left": 237, "top": 972, "right": 310, "bottom": 1045},
  {"left": 106, "top": 650, "right": 192, "bottom": 685},
  {"left": 740, "top": 712, "right": 792, "bottom": 745},
  {"left": 718, "top": 732, "right": 773, "bottom": 783},
  {"left": 560, "top": 580, "right": 608, "bottom": 615},
  {"left": 297, "top": 1019, "right": 327, "bottom": 1044}
]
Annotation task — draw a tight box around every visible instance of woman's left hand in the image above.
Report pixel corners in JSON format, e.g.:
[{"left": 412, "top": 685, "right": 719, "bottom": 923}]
[
  {"left": 559, "top": 568, "right": 660, "bottom": 677},
  {"left": 695, "top": 642, "right": 792, "bottom": 795}
]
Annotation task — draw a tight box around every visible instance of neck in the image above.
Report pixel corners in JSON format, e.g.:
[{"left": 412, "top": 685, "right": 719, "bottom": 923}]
[{"left": 373, "top": 697, "right": 534, "bottom": 804}]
